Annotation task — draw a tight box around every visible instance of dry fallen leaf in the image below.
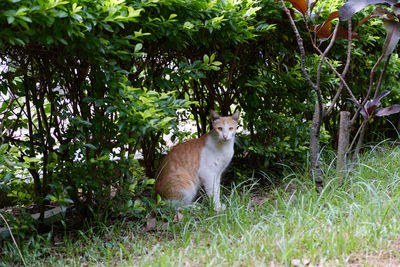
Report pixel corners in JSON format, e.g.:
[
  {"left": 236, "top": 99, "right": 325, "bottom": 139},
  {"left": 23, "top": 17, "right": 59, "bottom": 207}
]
[
  {"left": 144, "top": 217, "right": 156, "bottom": 232},
  {"left": 143, "top": 217, "right": 169, "bottom": 232},
  {"left": 173, "top": 211, "right": 184, "bottom": 222},
  {"left": 291, "top": 258, "right": 301, "bottom": 266},
  {"left": 302, "top": 258, "right": 311, "bottom": 265},
  {"left": 290, "top": 258, "right": 311, "bottom": 266}
]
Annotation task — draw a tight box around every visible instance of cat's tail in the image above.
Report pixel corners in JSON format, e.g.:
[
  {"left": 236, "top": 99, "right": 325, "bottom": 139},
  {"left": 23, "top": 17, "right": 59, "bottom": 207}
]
[
  {"left": 155, "top": 173, "right": 198, "bottom": 206},
  {"left": 154, "top": 157, "right": 169, "bottom": 201}
]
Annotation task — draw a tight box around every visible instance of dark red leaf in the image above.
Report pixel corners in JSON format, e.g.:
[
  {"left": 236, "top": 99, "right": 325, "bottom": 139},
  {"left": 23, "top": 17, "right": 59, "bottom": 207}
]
[
  {"left": 361, "top": 91, "right": 390, "bottom": 118},
  {"left": 355, "top": 7, "right": 390, "bottom": 31},
  {"left": 311, "top": 11, "right": 339, "bottom": 39},
  {"left": 366, "top": 102, "right": 378, "bottom": 115},
  {"left": 339, "top": 0, "right": 398, "bottom": 21},
  {"left": 375, "top": 104, "right": 400, "bottom": 117},
  {"left": 357, "top": 15, "right": 375, "bottom": 29},
  {"left": 383, "top": 20, "right": 400, "bottom": 56},
  {"left": 394, "top": 5, "right": 400, "bottom": 16},
  {"left": 360, "top": 106, "right": 369, "bottom": 119},
  {"left": 311, "top": 22, "right": 332, "bottom": 39},
  {"left": 288, "top": 0, "right": 308, "bottom": 14},
  {"left": 276, "top": 0, "right": 308, "bottom": 15},
  {"left": 374, "top": 90, "right": 391, "bottom": 103},
  {"left": 309, "top": 0, "right": 319, "bottom": 13}
]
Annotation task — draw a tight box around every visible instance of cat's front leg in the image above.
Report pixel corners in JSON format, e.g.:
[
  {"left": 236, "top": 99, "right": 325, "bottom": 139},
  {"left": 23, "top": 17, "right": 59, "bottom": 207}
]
[
  {"left": 201, "top": 173, "right": 224, "bottom": 211},
  {"left": 212, "top": 177, "right": 224, "bottom": 211}
]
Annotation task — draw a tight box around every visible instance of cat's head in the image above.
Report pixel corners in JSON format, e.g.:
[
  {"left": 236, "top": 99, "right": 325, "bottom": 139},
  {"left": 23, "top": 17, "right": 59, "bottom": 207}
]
[{"left": 211, "top": 110, "right": 240, "bottom": 142}]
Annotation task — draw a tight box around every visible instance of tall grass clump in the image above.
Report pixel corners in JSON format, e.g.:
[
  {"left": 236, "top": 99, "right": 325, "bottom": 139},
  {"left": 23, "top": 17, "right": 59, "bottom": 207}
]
[{"left": 2, "top": 146, "right": 400, "bottom": 266}]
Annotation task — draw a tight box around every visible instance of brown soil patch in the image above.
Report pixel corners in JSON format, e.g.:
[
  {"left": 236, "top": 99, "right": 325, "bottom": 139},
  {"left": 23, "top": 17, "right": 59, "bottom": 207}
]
[{"left": 346, "top": 239, "right": 400, "bottom": 266}]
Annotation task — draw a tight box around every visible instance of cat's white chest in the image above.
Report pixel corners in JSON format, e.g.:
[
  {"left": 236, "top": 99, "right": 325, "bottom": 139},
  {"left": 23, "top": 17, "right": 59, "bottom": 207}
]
[
  {"left": 207, "top": 152, "right": 231, "bottom": 169},
  {"left": 198, "top": 136, "right": 234, "bottom": 176}
]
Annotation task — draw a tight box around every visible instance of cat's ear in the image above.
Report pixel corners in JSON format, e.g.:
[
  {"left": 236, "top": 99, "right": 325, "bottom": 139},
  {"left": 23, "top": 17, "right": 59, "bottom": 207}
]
[
  {"left": 232, "top": 110, "right": 240, "bottom": 121},
  {"left": 210, "top": 110, "right": 220, "bottom": 121}
]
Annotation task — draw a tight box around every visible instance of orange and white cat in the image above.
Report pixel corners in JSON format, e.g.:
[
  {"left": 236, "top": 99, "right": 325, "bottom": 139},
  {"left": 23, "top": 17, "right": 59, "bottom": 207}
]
[{"left": 155, "top": 110, "right": 240, "bottom": 211}]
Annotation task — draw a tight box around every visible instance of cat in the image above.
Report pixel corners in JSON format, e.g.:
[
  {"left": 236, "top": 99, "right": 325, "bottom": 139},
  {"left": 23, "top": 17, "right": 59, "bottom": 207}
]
[{"left": 155, "top": 110, "right": 240, "bottom": 211}]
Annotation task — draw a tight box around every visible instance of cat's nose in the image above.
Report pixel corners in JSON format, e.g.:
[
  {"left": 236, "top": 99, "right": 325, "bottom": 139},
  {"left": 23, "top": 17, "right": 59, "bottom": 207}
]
[{"left": 223, "top": 135, "right": 228, "bottom": 140}]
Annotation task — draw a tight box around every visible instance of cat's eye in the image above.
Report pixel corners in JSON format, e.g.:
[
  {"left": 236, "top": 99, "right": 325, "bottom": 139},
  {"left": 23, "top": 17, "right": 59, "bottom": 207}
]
[
  {"left": 229, "top": 127, "right": 233, "bottom": 130},
  {"left": 217, "top": 127, "right": 223, "bottom": 131}
]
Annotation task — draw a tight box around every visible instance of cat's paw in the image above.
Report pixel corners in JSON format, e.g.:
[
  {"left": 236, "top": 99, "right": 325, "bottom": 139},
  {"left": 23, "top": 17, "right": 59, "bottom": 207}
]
[
  {"left": 184, "top": 203, "right": 202, "bottom": 210},
  {"left": 214, "top": 203, "right": 226, "bottom": 212}
]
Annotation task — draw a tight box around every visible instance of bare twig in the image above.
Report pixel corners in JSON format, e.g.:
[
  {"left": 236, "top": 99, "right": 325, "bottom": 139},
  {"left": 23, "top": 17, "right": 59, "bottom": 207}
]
[
  {"left": 326, "top": 20, "right": 353, "bottom": 116},
  {"left": 350, "top": 54, "right": 391, "bottom": 161},
  {"left": 278, "top": 0, "right": 318, "bottom": 91},
  {"left": 317, "top": 23, "right": 340, "bottom": 95},
  {"left": 279, "top": 0, "right": 324, "bottom": 181},
  {"left": 346, "top": 118, "right": 368, "bottom": 157},
  {"left": 313, "top": 44, "right": 359, "bottom": 107},
  {"left": 351, "top": 52, "right": 386, "bottom": 123},
  {"left": 278, "top": 0, "right": 323, "bottom": 121},
  {"left": 352, "top": 121, "right": 368, "bottom": 162},
  {"left": 374, "top": 53, "right": 392, "bottom": 98}
]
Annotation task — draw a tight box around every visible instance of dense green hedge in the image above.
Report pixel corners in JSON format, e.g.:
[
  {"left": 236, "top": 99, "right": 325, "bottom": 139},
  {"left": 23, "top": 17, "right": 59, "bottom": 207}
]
[{"left": 1, "top": 0, "right": 400, "bottom": 227}]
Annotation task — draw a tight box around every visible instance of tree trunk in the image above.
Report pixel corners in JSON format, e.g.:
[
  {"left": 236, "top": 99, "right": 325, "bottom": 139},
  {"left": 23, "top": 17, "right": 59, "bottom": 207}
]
[
  {"left": 310, "top": 102, "right": 323, "bottom": 183},
  {"left": 352, "top": 123, "right": 368, "bottom": 162},
  {"left": 141, "top": 132, "right": 162, "bottom": 178},
  {"left": 337, "top": 111, "right": 351, "bottom": 177}
]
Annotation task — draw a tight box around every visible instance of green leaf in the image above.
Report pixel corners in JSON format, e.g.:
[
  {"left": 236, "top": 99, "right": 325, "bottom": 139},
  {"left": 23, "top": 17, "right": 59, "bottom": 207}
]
[
  {"left": 0, "top": 144, "right": 8, "bottom": 155},
  {"left": 57, "top": 37, "right": 68, "bottom": 45},
  {"left": 72, "top": 3, "right": 82, "bottom": 13},
  {"left": 23, "top": 156, "right": 41, "bottom": 163},
  {"left": 134, "top": 43, "right": 143, "bottom": 52},
  {"left": 7, "top": 16, "right": 15, "bottom": 24},
  {"left": 203, "top": 54, "right": 209, "bottom": 64},
  {"left": 145, "top": 178, "right": 155, "bottom": 185},
  {"left": 129, "top": 181, "right": 137, "bottom": 192},
  {"left": 84, "top": 144, "right": 97, "bottom": 150},
  {"left": 18, "top": 15, "right": 32, "bottom": 23},
  {"left": 0, "top": 101, "right": 8, "bottom": 114},
  {"left": 183, "top": 21, "right": 194, "bottom": 29},
  {"left": 95, "top": 99, "right": 104, "bottom": 106},
  {"left": 134, "top": 199, "right": 142, "bottom": 208},
  {"left": 210, "top": 53, "right": 215, "bottom": 62},
  {"left": 102, "top": 23, "right": 113, "bottom": 32}
]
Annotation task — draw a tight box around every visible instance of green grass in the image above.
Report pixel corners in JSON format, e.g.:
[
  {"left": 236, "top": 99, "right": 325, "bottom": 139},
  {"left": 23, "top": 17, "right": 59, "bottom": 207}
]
[{"left": 3, "top": 145, "right": 400, "bottom": 266}]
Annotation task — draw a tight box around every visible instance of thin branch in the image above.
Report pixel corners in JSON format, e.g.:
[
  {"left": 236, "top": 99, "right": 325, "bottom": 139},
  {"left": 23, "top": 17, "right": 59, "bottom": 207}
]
[
  {"left": 6, "top": 87, "right": 38, "bottom": 132},
  {"left": 326, "top": 20, "right": 353, "bottom": 116},
  {"left": 313, "top": 42, "right": 359, "bottom": 107},
  {"left": 5, "top": 103, "right": 26, "bottom": 140},
  {"left": 352, "top": 121, "right": 368, "bottom": 162},
  {"left": 374, "top": 53, "right": 392, "bottom": 98},
  {"left": 278, "top": 0, "right": 318, "bottom": 91},
  {"left": 316, "top": 23, "right": 340, "bottom": 95},
  {"left": 351, "top": 52, "right": 386, "bottom": 123},
  {"left": 346, "top": 118, "right": 368, "bottom": 157},
  {"left": 2, "top": 136, "right": 30, "bottom": 145},
  {"left": 279, "top": 0, "right": 324, "bottom": 127}
]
